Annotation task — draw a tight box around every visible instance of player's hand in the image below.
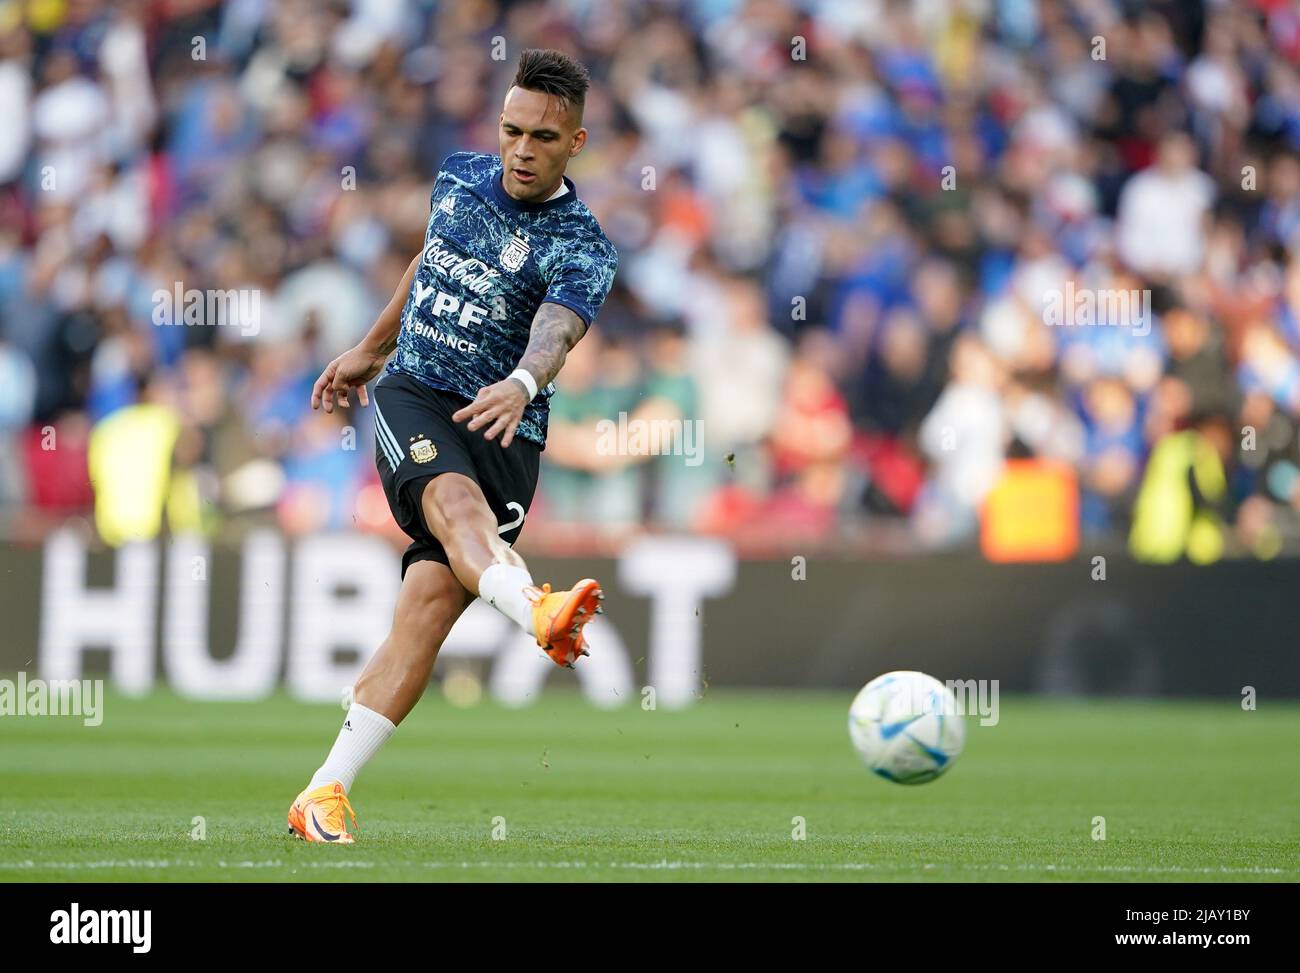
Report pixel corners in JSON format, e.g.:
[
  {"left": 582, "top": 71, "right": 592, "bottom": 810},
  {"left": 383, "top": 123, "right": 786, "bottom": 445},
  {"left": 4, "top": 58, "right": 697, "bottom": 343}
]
[
  {"left": 311, "top": 346, "right": 387, "bottom": 413},
  {"left": 452, "top": 378, "right": 530, "bottom": 447}
]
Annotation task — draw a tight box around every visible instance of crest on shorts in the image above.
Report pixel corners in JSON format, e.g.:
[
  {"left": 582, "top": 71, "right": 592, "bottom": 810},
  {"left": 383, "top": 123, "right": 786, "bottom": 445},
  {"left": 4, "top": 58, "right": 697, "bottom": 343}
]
[
  {"left": 499, "top": 230, "right": 530, "bottom": 273},
  {"left": 409, "top": 436, "right": 437, "bottom": 463}
]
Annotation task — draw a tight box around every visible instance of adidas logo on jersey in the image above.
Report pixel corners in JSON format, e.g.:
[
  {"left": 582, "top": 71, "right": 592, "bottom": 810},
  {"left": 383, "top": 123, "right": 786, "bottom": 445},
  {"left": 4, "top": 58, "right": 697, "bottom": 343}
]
[{"left": 439, "top": 194, "right": 455, "bottom": 216}]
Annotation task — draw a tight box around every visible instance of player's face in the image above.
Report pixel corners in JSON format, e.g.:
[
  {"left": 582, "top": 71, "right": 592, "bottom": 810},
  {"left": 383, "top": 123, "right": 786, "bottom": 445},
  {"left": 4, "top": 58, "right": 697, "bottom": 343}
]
[{"left": 498, "top": 86, "right": 587, "bottom": 202}]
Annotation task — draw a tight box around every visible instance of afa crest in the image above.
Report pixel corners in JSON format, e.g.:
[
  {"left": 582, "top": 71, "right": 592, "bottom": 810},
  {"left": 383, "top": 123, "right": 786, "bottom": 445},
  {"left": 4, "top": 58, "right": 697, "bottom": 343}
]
[
  {"left": 409, "top": 437, "right": 437, "bottom": 463},
  {"left": 499, "top": 230, "right": 531, "bottom": 273}
]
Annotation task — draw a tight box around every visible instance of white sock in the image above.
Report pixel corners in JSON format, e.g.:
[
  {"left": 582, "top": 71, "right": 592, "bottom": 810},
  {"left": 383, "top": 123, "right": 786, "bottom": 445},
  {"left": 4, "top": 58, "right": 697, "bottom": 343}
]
[
  {"left": 308, "top": 703, "right": 396, "bottom": 793},
  {"left": 479, "top": 563, "right": 538, "bottom": 637}
]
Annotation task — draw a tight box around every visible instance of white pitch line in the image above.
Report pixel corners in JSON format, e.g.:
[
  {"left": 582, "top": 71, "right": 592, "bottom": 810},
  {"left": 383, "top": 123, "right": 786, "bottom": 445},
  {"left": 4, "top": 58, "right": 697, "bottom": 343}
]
[{"left": 0, "top": 859, "right": 1288, "bottom": 876}]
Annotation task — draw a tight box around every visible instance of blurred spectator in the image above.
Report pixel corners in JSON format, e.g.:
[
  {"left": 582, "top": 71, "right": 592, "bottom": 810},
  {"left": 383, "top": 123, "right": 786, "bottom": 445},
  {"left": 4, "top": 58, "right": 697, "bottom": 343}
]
[
  {"left": 1130, "top": 413, "right": 1233, "bottom": 564},
  {"left": 1162, "top": 304, "right": 1237, "bottom": 419},
  {"left": 87, "top": 370, "right": 199, "bottom": 546},
  {"left": 690, "top": 274, "right": 789, "bottom": 494},
  {"left": 0, "top": 338, "right": 37, "bottom": 508},
  {"left": 1078, "top": 376, "right": 1142, "bottom": 536},
  {"left": 638, "top": 319, "right": 710, "bottom": 530},
  {"left": 916, "top": 335, "right": 1007, "bottom": 545},
  {"left": 1117, "top": 133, "right": 1216, "bottom": 280},
  {"left": 542, "top": 331, "right": 644, "bottom": 527}
]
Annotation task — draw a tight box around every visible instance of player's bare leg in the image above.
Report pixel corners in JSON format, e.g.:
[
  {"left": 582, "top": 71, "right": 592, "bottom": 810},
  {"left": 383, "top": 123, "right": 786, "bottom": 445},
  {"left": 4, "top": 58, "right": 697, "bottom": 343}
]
[
  {"left": 353, "top": 560, "right": 475, "bottom": 724},
  {"left": 421, "top": 471, "right": 603, "bottom": 668},
  {"left": 288, "top": 561, "right": 473, "bottom": 843},
  {"left": 421, "top": 472, "right": 528, "bottom": 580}
]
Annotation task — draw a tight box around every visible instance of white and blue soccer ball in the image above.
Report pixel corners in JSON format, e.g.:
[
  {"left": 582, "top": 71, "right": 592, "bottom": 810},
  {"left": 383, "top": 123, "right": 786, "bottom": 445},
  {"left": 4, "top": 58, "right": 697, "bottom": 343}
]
[{"left": 848, "top": 670, "right": 966, "bottom": 784}]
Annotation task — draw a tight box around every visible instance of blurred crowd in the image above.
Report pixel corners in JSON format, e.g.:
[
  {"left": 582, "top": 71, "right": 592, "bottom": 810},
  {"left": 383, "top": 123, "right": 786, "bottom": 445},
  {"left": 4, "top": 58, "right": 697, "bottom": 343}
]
[{"left": 4, "top": 0, "right": 1300, "bottom": 561}]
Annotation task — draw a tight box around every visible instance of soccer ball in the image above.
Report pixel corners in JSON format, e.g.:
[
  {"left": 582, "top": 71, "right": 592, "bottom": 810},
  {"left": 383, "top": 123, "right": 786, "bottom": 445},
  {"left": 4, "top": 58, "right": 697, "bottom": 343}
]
[{"left": 848, "top": 670, "right": 965, "bottom": 784}]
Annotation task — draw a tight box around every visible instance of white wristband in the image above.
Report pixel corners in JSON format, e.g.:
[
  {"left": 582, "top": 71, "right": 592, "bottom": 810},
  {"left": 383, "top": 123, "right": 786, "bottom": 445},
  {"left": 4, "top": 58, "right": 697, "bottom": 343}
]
[{"left": 508, "top": 368, "right": 539, "bottom": 401}]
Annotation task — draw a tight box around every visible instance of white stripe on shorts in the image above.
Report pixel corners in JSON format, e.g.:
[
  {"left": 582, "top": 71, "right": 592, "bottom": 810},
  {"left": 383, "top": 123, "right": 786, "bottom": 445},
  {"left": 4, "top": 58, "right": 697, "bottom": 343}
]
[{"left": 373, "top": 401, "right": 403, "bottom": 470}]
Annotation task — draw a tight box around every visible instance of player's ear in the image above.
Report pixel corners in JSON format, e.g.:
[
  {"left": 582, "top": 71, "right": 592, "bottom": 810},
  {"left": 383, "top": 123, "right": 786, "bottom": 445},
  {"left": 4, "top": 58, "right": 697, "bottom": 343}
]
[{"left": 570, "top": 127, "right": 587, "bottom": 157}]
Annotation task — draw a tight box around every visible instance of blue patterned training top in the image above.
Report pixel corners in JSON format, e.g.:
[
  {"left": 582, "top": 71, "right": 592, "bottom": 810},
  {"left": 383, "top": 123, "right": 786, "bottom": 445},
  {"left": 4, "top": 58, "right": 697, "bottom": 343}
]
[{"left": 385, "top": 151, "right": 619, "bottom": 448}]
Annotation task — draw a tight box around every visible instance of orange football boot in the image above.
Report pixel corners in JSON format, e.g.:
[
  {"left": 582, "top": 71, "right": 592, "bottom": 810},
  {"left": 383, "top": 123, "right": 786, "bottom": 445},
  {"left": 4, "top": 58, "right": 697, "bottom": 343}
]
[
  {"left": 287, "top": 781, "right": 358, "bottom": 844},
  {"left": 528, "top": 578, "right": 604, "bottom": 668}
]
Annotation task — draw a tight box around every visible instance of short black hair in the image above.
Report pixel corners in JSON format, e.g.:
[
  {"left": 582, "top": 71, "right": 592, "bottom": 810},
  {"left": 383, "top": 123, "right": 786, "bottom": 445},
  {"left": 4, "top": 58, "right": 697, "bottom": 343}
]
[{"left": 511, "top": 48, "right": 590, "bottom": 118}]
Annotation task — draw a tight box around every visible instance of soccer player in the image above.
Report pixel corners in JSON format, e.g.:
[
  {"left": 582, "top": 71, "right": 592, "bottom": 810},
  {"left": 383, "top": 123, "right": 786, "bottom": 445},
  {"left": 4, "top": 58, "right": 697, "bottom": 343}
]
[{"left": 287, "top": 49, "right": 618, "bottom": 843}]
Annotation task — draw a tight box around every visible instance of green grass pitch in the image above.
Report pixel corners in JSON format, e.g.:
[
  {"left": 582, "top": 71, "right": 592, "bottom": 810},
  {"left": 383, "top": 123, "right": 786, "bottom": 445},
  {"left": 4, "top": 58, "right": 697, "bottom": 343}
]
[{"left": 1, "top": 689, "right": 1297, "bottom": 882}]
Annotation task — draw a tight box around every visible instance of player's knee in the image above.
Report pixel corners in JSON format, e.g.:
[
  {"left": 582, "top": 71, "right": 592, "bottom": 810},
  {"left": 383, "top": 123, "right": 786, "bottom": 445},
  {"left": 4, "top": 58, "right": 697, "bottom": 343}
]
[
  {"left": 423, "top": 475, "right": 491, "bottom": 537},
  {"left": 405, "top": 587, "right": 460, "bottom": 634},
  {"left": 399, "top": 564, "right": 472, "bottom": 633}
]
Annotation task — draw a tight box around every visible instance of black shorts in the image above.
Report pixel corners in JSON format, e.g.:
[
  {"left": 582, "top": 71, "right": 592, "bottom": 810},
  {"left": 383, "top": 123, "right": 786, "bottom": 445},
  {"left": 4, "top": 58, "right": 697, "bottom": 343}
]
[{"left": 373, "top": 371, "right": 541, "bottom": 578}]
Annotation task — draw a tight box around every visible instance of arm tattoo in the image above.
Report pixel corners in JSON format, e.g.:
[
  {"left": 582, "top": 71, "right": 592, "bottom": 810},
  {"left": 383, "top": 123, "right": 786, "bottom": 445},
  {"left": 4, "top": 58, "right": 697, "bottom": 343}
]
[
  {"left": 516, "top": 302, "right": 586, "bottom": 390},
  {"left": 374, "top": 335, "right": 397, "bottom": 355}
]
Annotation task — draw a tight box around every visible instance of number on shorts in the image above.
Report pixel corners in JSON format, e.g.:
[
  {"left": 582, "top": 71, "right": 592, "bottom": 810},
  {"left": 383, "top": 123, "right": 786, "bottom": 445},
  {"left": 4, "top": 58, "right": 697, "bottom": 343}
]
[{"left": 497, "top": 501, "right": 525, "bottom": 535}]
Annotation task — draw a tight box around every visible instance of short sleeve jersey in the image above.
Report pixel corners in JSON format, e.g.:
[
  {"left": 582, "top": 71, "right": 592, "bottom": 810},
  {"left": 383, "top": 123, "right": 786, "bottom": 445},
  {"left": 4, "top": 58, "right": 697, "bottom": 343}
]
[{"left": 387, "top": 151, "right": 619, "bottom": 446}]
